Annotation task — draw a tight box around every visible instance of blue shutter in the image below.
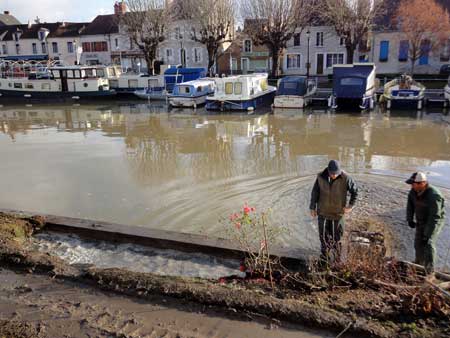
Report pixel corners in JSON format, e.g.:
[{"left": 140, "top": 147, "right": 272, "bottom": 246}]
[
  {"left": 379, "top": 41, "right": 389, "bottom": 62},
  {"left": 398, "top": 40, "right": 409, "bottom": 62},
  {"left": 419, "top": 40, "right": 430, "bottom": 65}
]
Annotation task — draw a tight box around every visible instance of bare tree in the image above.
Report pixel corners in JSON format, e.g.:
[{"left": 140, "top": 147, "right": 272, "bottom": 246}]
[
  {"left": 181, "top": 0, "right": 235, "bottom": 75},
  {"left": 120, "top": 0, "right": 168, "bottom": 74},
  {"left": 240, "top": 0, "right": 314, "bottom": 78},
  {"left": 321, "top": 0, "right": 385, "bottom": 64},
  {"left": 396, "top": 0, "right": 450, "bottom": 75}
]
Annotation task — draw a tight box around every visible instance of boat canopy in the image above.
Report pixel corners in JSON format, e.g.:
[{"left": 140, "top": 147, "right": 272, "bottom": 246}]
[
  {"left": 277, "top": 76, "right": 307, "bottom": 96},
  {"left": 164, "top": 67, "right": 207, "bottom": 92},
  {"left": 332, "top": 64, "right": 375, "bottom": 99},
  {"left": 172, "top": 79, "right": 215, "bottom": 96}
]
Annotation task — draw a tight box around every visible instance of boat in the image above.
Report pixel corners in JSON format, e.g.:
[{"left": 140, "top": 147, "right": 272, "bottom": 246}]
[
  {"left": 0, "top": 61, "right": 115, "bottom": 100},
  {"left": 272, "top": 76, "right": 317, "bottom": 109},
  {"left": 328, "top": 63, "right": 377, "bottom": 110},
  {"left": 134, "top": 67, "right": 207, "bottom": 100},
  {"left": 205, "top": 73, "right": 276, "bottom": 111},
  {"left": 381, "top": 74, "right": 426, "bottom": 110},
  {"left": 98, "top": 65, "right": 165, "bottom": 95},
  {"left": 168, "top": 79, "right": 215, "bottom": 108}
]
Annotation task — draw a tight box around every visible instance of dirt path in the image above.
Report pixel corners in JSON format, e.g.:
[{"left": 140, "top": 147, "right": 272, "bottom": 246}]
[{"left": 0, "top": 268, "right": 336, "bottom": 338}]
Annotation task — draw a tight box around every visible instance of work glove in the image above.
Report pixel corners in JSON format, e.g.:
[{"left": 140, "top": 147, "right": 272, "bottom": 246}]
[{"left": 408, "top": 221, "right": 416, "bottom": 229}]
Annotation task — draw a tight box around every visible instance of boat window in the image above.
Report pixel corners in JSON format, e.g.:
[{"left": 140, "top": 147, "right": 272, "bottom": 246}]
[
  {"left": 234, "top": 82, "right": 242, "bottom": 94},
  {"left": 8, "top": 83, "right": 12, "bottom": 88},
  {"left": 85, "top": 69, "right": 97, "bottom": 78},
  {"left": 128, "top": 79, "right": 139, "bottom": 88},
  {"left": 41, "top": 83, "right": 51, "bottom": 90},
  {"left": 25, "top": 83, "right": 34, "bottom": 89},
  {"left": 67, "top": 70, "right": 74, "bottom": 79},
  {"left": 74, "top": 70, "right": 81, "bottom": 79},
  {"left": 179, "top": 85, "right": 191, "bottom": 94},
  {"left": 109, "top": 80, "right": 119, "bottom": 88},
  {"left": 148, "top": 79, "right": 159, "bottom": 88},
  {"left": 96, "top": 69, "right": 105, "bottom": 77},
  {"left": 14, "top": 83, "right": 22, "bottom": 89},
  {"left": 52, "top": 71, "right": 61, "bottom": 79},
  {"left": 340, "top": 78, "right": 364, "bottom": 86},
  {"left": 197, "top": 86, "right": 202, "bottom": 92},
  {"left": 110, "top": 67, "right": 116, "bottom": 77},
  {"left": 225, "top": 82, "right": 233, "bottom": 94},
  {"left": 260, "top": 79, "right": 268, "bottom": 91}
]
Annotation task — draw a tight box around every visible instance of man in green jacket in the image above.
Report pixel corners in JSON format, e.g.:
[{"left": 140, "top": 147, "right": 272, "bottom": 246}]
[
  {"left": 309, "top": 160, "right": 358, "bottom": 265},
  {"left": 406, "top": 172, "right": 445, "bottom": 273}
]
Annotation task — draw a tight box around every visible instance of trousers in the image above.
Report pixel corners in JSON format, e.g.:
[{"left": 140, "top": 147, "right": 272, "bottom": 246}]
[{"left": 318, "top": 215, "right": 344, "bottom": 264}]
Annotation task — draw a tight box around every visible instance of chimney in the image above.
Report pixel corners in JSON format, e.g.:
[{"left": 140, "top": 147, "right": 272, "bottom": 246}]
[
  {"left": 114, "top": 1, "right": 126, "bottom": 15},
  {"left": 4, "top": 11, "right": 10, "bottom": 15}
]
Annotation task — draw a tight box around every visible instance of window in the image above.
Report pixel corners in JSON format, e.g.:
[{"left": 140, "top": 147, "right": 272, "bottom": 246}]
[
  {"left": 67, "top": 41, "right": 74, "bottom": 53},
  {"left": 166, "top": 48, "right": 173, "bottom": 63},
  {"left": 399, "top": 40, "right": 409, "bottom": 62},
  {"left": 225, "top": 82, "right": 233, "bottom": 94},
  {"left": 15, "top": 44, "right": 20, "bottom": 54},
  {"left": 32, "top": 43, "right": 37, "bottom": 54},
  {"left": 38, "top": 31, "right": 46, "bottom": 41},
  {"left": 340, "top": 37, "right": 345, "bottom": 46},
  {"left": 156, "top": 49, "right": 160, "bottom": 59},
  {"left": 179, "top": 85, "right": 190, "bottom": 94},
  {"left": 234, "top": 82, "right": 242, "bottom": 94},
  {"left": 293, "top": 33, "right": 300, "bottom": 47},
  {"left": 130, "top": 39, "right": 133, "bottom": 49},
  {"left": 25, "top": 83, "right": 34, "bottom": 89},
  {"left": 419, "top": 39, "right": 430, "bottom": 65},
  {"left": 41, "top": 42, "right": 46, "bottom": 53},
  {"left": 175, "top": 27, "right": 181, "bottom": 39},
  {"left": 441, "top": 39, "right": 450, "bottom": 62},
  {"left": 340, "top": 78, "right": 364, "bottom": 86},
  {"left": 379, "top": 40, "right": 389, "bottom": 62},
  {"left": 326, "top": 53, "right": 344, "bottom": 68},
  {"left": 286, "top": 54, "right": 301, "bottom": 68},
  {"left": 52, "top": 42, "right": 58, "bottom": 53},
  {"left": 231, "top": 58, "right": 237, "bottom": 71},
  {"left": 41, "top": 83, "right": 51, "bottom": 90},
  {"left": 14, "top": 83, "right": 23, "bottom": 89},
  {"left": 316, "top": 32, "right": 323, "bottom": 47},
  {"left": 14, "top": 32, "right": 21, "bottom": 42},
  {"left": 115, "top": 38, "right": 119, "bottom": 48},
  {"left": 82, "top": 42, "right": 91, "bottom": 52},
  {"left": 129, "top": 79, "right": 138, "bottom": 88},
  {"left": 244, "top": 39, "right": 252, "bottom": 52},
  {"left": 193, "top": 47, "right": 202, "bottom": 63},
  {"left": 2, "top": 45, "right": 6, "bottom": 54}
]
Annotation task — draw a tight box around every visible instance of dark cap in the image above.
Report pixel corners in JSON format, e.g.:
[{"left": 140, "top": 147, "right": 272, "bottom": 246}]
[
  {"left": 327, "top": 160, "right": 341, "bottom": 176},
  {"left": 405, "top": 171, "right": 427, "bottom": 184}
]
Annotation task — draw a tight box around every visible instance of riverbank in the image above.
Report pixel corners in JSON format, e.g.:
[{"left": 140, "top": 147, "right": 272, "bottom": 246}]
[{"left": 1, "top": 190, "right": 449, "bottom": 338}]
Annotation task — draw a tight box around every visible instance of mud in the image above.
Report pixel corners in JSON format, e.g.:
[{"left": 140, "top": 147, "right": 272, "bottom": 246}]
[{"left": 0, "top": 212, "right": 449, "bottom": 338}]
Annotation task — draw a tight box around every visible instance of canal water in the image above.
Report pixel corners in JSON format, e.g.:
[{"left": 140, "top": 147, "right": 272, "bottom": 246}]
[{"left": 0, "top": 102, "right": 449, "bottom": 259}]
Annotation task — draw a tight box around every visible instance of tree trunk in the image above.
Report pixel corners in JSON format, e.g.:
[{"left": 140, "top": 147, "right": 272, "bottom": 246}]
[
  {"left": 143, "top": 47, "right": 155, "bottom": 75},
  {"left": 346, "top": 46, "right": 355, "bottom": 64},
  {"left": 207, "top": 47, "right": 216, "bottom": 76},
  {"left": 410, "top": 59, "right": 415, "bottom": 76},
  {"left": 271, "top": 47, "right": 280, "bottom": 78}
]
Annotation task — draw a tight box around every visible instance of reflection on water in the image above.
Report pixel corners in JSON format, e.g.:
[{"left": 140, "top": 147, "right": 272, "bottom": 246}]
[{"left": 0, "top": 103, "right": 449, "bottom": 252}]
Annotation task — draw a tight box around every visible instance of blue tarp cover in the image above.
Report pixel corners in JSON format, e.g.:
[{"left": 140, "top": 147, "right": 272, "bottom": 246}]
[
  {"left": 277, "top": 76, "right": 307, "bottom": 96},
  {"left": 164, "top": 67, "right": 207, "bottom": 92},
  {"left": 333, "top": 65, "right": 374, "bottom": 99},
  {"left": 0, "top": 55, "right": 48, "bottom": 61}
]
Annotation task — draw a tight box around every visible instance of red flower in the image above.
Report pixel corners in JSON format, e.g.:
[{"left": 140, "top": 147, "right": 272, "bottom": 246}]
[
  {"left": 234, "top": 222, "right": 241, "bottom": 229},
  {"left": 239, "top": 264, "right": 246, "bottom": 272},
  {"left": 243, "top": 206, "right": 251, "bottom": 215}
]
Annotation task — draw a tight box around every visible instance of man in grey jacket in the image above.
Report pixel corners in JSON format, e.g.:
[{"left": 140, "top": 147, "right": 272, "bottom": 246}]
[{"left": 309, "top": 160, "right": 358, "bottom": 264}]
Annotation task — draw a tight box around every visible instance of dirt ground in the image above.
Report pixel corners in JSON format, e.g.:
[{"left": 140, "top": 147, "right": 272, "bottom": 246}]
[{"left": 0, "top": 211, "right": 449, "bottom": 338}]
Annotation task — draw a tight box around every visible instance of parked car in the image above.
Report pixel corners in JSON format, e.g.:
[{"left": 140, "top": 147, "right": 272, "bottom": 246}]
[{"left": 439, "top": 64, "right": 450, "bottom": 75}]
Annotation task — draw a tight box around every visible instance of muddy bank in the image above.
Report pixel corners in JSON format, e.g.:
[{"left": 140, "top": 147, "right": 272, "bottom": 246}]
[{"left": 1, "top": 212, "right": 449, "bottom": 338}]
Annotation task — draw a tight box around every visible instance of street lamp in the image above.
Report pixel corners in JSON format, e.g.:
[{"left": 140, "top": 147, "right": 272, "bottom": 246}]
[{"left": 306, "top": 29, "right": 311, "bottom": 78}]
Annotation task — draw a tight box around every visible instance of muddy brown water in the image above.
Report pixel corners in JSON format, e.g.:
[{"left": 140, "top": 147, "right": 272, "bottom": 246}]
[{"left": 0, "top": 102, "right": 449, "bottom": 258}]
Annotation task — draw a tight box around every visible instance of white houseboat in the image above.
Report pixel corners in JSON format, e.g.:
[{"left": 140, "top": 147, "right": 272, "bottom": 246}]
[
  {"left": 273, "top": 76, "right": 317, "bottom": 109},
  {"left": 381, "top": 74, "right": 426, "bottom": 109},
  {"left": 168, "top": 79, "right": 215, "bottom": 108},
  {"left": 0, "top": 62, "right": 114, "bottom": 100},
  {"left": 206, "top": 74, "right": 276, "bottom": 111}
]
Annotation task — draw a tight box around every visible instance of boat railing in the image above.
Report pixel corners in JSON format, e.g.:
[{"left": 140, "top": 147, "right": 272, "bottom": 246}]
[{"left": 0, "top": 60, "right": 58, "bottom": 79}]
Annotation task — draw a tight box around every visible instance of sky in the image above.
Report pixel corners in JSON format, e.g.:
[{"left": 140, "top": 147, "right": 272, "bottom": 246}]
[{"left": 1, "top": 0, "right": 114, "bottom": 24}]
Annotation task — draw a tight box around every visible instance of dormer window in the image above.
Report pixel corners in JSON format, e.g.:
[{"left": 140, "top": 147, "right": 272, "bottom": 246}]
[
  {"left": 244, "top": 39, "right": 252, "bottom": 53},
  {"left": 38, "top": 30, "right": 47, "bottom": 41},
  {"left": 14, "top": 31, "right": 22, "bottom": 42}
]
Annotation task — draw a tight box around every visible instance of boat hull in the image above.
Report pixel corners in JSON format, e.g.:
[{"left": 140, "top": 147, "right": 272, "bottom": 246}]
[
  {"left": 168, "top": 95, "right": 208, "bottom": 108},
  {"left": 384, "top": 96, "right": 424, "bottom": 109},
  {"left": 273, "top": 95, "right": 308, "bottom": 109},
  {"left": 0, "top": 89, "right": 116, "bottom": 100},
  {"left": 206, "top": 91, "right": 275, "bottom": 111}
]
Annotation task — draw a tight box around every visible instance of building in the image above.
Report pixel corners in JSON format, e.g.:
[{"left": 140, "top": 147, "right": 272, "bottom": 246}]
[
  {"left": 217, "top": 23, "right": 271, "bottom": 75},
  {"left": 0, "top": 21, "right": 86, "bottom": 64},
  {"left": 282, "top": 26, "right": 351, "bottom": 77}
]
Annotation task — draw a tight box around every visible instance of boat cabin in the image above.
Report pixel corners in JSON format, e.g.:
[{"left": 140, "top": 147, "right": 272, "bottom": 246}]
[
  {"left": 172, "top": 79, "right": 215, "bottom": 97},
  {"left": 164, "top": 67, "right": 207, "bottom": 93},
  {"left": 332, "top": 64, "right": 376, "bottom": 99}
]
